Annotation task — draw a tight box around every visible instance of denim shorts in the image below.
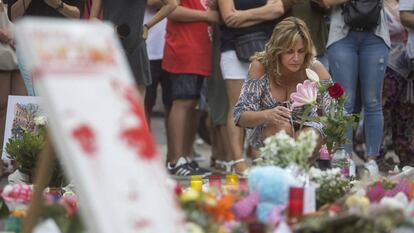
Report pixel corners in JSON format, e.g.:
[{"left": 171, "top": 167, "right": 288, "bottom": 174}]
[{"left": 170, "top": 73, "right": 205, "bottom": 100}]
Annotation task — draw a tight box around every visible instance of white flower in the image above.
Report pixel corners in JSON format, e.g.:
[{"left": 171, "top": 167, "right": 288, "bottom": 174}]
[
  {"left": 379, "top": 192, "right": 408, "bottom": 210},
  {"left": 34, "top": 116, "right": 47, "bottom": 126},
  {"left": 305, "top": 68, "right": 320, "bottom": 83}
]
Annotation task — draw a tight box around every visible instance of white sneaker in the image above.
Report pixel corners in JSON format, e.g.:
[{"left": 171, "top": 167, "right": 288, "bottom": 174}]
[{"left": 364, "top": 160, "right": 379, "bottom": 177}]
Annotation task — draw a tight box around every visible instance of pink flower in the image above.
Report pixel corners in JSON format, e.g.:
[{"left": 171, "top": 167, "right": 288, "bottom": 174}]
[
  {"left": 290, "top": 80, "right": 318, "bottom": 108},
  {"left": 1, "top": 184, "right": 32, "bottom": 204},
  {"left": 59, "top": 195, "right": 78, "bottom": 217}
]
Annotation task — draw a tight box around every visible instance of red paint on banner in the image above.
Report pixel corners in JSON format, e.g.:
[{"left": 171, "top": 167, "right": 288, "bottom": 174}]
[
  {"left": 72, "top": 124, "right": 97, "bottom": 157},
  {"left": 133, "top": 219, "right": 151, "bottom": 230},
  {"left": 120, "top": 87, "right": 156, "bottom": 160}
]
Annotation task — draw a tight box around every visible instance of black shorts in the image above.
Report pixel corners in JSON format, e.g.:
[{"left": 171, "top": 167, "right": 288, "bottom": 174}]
[
  {"left": 144, "top": 60, "right": 172, "bottom": 108},
  {"left": 170, "top": 73, "right": 205, "bottom": 100}
]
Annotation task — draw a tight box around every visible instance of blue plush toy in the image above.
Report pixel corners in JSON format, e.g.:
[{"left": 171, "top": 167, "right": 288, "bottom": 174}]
[{"left": 248, "top": 166, "right": 298, "bottom": 223}]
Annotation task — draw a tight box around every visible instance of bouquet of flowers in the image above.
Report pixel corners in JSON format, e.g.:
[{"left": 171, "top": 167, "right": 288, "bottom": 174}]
[
  {"left": 290, "top": 70, "right": 359, "bottom": 153},
  {"left": 309, "top": 167, "right": 350, "bottom": 208},
  {"left": 258, "top": 130, "right": 317, "bottom": 171}
]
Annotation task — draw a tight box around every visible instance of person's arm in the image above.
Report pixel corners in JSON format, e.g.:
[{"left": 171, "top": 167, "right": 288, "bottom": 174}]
[
  {"left": 320, "top": 0, "right": 348, "bottom": 8},
  {"left": 218, "top": 0, "right": 285, "bottom": 28},
  {"left": 168, "top": 3, "right": 219, "bottom": 23},
  {"left": 400, "top": 11, "right": 414, "bottom": 29},
  {"left": 143, "top": 0, "right": 178, "bottom": 39},
  {"left": 89, "top": 0, "right": 101, "bottom": 19},
  {"left": 43, "top": 0, "right": 81, "bottom": 18},
  {"left": 236, "top": 60, "right": 291, "bottom": 128},
  {"left": 10, "top": 0, "right": 33, "bottom": 21}
]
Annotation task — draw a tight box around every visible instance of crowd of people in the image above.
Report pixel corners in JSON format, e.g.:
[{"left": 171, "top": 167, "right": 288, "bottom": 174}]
[{"left": 0, "top": 0, "right": 413, "bottom": 179}]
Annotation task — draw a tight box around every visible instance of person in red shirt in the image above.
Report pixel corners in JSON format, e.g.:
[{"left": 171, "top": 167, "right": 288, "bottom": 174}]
[{"left": 163, "top": 0, "right": 219, "bottom": 178}]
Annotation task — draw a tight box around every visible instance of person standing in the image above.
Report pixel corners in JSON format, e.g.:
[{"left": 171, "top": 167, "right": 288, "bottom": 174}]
[
  {"left": 217, "top": 0, "right": 288, "bottom": 176},
  {"left": 163, "top": 0, "right": 219, "bottom": 178},
  {"left": 323, "top": 0, "right": 390, "bottom": 175},
  {"left": 6, "top": 0, "right": 84, "bottom": 96},
  {"left": 397, "top": 0, "right": 414, "bottom": 167},
  {"left": 0, "top": 1, "right": 27, "bottom": 160},
  {"left": 90, "top": 0, "right": 177, "bottom": 103}
]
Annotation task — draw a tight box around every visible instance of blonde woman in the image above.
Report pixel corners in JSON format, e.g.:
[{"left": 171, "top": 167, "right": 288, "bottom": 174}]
[{"left": 233, "top": 17, "right": 331, "bottom": 160}]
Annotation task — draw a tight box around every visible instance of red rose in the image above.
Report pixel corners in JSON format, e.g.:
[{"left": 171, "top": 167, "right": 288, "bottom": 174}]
[{"left": 328, "top": 83, "right": 345, "bottom": 99}]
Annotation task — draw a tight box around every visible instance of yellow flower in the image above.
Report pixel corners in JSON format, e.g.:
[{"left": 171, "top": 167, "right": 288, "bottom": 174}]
[
  {"left": 180, "top": 189, "right": 200, "bottom": 202},
  {"left": 185, "top": 222, "right": 205, "bottom": 233},
  {"left": 345, "top": 195, "right": 370, "bottom": 214}
]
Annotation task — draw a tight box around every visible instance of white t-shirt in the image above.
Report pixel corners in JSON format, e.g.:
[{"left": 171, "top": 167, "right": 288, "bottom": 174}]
[
  {"left": 144, "top": 8, "right": 167, "bottom": 60},
  {"left": 400, "top": 0, "right": 414, "bottom": 59}
]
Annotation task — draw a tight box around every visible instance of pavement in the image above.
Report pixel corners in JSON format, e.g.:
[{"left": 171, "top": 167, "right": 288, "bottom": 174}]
[{"left": 150, "top": 114, "right": 212, "bottom": 169}]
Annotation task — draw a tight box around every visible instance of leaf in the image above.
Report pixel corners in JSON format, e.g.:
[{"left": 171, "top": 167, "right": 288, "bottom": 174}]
[{"left": 0, "top": 197, "right": 10, "bottom": 218}]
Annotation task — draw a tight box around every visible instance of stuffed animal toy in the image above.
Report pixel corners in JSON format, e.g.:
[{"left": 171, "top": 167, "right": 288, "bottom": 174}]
[{"left": 232, "top": 166, "right": 298, "bottom": 223}]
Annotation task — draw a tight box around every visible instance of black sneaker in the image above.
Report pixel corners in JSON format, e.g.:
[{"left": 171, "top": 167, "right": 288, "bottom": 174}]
[
  {"left": 186, "top": 157, "right": 212, "bottom": 176},
  {"left": 167, "top": 157, "right": 208, "bottom": 179}
]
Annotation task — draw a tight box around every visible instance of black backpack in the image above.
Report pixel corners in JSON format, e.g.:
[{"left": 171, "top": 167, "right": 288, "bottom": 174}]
[{"left": 342, "top": 0, "right": 383, "bottom": 31}]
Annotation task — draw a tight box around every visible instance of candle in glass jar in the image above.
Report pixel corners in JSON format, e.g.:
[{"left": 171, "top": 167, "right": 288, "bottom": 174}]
[
  {"left": 226, "top": 174, "right": 239, "bottom": 186},
  {"left": 190, "top": 175, "right": 203, "bottom": 192},
  {"left": 288, "top": 186, "right": 304, "bottom": 223}
]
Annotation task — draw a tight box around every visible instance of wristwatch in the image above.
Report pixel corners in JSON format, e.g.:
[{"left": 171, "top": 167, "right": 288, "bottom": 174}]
[{"left": 55, "top": 1, "right": 64, "bottom": 11}]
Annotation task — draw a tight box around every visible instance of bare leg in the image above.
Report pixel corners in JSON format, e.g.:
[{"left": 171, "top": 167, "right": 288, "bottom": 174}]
[
  {"left": 167, "top": 99, "right": 198, "bottom": 163},
  {"left": 137, "top": 84, "right": 147, "bottom": 108},
  {"left": 0, "top": 71, "right": 12, "bottom": 153},
  {"left": 185, "top": 108, "right": 200, "bottom": 158},
  {"left": 0, "top": 71, "right": 26, "bottom": 155},
  {"left": 295, "top": 127, "right": 324, "bottom": 164},
  {"left": 225, "top": 80, "right": 247, "bottom": 174}
]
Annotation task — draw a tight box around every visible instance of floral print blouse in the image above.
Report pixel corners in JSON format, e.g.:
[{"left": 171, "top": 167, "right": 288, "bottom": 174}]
[{"left": 233, "top": 69, "right": 333, "bottom": 148}]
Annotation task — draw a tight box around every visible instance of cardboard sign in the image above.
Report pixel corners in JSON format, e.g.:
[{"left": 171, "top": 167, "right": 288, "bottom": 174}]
[
  {"left": 2, "top": 95, "right": 42, "bottom": 160},
  {"left": 15, "top": 18, "right": 185, "bottom": 233}
]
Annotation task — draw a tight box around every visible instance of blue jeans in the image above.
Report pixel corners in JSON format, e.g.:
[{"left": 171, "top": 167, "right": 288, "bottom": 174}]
[
  {"left": 328, "top": 31, "right": 389, "bottom": 156},
  {"left": 16, "top": 46, "right": 35, "bottom": 96}
]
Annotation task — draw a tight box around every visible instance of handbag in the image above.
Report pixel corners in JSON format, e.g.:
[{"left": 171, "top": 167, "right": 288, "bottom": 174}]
[
  {"left": 0, "top": 3, "right": 17, "bottom": 71},
  {"left": 233, "top": 31, "right": 267, "bottom": 62},
  {"left": 342, "top": 0, "right": 383, "bottom": 31}
]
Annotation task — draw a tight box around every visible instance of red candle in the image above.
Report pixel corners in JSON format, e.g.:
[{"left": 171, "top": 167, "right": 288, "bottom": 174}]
[
  {"left": 288, "top": 187, "right": 304, "bottom": 222},
  {"left": 208, "top": 175, "right": 222, "bottom": 190},
  {"left": 239, "top": 178, "right": 248, "bottom": 192}
]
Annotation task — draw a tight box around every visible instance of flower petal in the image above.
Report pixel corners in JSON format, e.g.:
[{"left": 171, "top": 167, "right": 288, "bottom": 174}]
[{"left": 306, "top": 68, "right": 320, "bottom": 83}]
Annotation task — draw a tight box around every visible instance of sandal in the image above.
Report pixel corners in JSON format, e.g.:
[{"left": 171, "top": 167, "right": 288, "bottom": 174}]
[
  {"left": 251, "top": 157, "right": 264, "bottom": 166},
  {"left": 210, "top": 158, "right": 232, "bottom": 175},
  {"left": 231, "top": 158, "right": 249, "bottom": 178}
]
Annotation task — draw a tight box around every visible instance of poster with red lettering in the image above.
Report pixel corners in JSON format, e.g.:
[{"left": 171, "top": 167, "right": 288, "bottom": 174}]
[{"left": 15, "top": 18, "right": 185, "bottom": 233}]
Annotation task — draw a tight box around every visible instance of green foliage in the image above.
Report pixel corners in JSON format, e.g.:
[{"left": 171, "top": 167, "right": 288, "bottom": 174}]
[
  {"left": 5, "top": 125, "right": 66, "bottom": 187},
  {"left": 0, "top": 197, "right": 10, "bottom": 218},
  {"left": 6, "top": 129, "right": 45, "bottom": 178},
  {"left": 320, "top": 97, "right": 359, "bottom": 153},
  {"left": 41, "top": 204, "right": 84, "bottom": 233}
]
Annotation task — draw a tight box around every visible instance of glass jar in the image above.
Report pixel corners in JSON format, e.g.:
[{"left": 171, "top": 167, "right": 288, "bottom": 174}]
[{"left": 331, "top": 147, "right": 355, "bottom": 177}]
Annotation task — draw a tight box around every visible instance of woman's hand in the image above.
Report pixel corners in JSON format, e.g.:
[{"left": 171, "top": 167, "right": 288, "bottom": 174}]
[
  {"left": 264, "top": 106, "right": 292, "bottom": 126},
  {"left": 224, "top": 10, "right": 248, "bottom": 27},
  {"left": 0, "top": 29, "right": 12, "bottom": 44}
]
